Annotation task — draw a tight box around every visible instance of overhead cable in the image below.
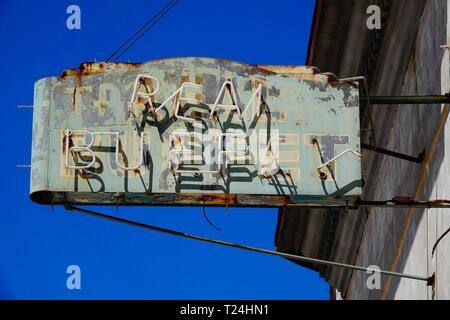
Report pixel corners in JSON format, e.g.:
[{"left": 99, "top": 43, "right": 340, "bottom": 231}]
[{"left": 106, "top": 0, "right": 180, "bottom": 62}]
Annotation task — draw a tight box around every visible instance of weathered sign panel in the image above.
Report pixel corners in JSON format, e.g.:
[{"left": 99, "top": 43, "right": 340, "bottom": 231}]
[{"left": 30, "top": 57, "right": 362, "bottom": 207}]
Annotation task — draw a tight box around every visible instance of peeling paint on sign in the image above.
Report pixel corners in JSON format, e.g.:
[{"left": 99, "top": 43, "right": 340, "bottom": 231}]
[{"left": 30, "top": 57, "right": 362, "bottom": 208}]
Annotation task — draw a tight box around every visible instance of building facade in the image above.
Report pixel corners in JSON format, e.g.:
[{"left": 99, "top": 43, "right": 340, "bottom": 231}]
[{"left": 276, "top": 0, "right": 450, "bottom": 300}]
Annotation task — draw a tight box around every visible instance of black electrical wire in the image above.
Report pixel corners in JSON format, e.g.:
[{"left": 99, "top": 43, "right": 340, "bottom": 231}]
[
  {"left": 432, "top": 226, "right": 450, "bottom": 256},
  {"left": 64, "top": 204, "right": 430, "bottom": 283},
  {"left": 106, "top": 0, "right": 178, "bottom": 62},
  {"left": 202, "top": 200, "right": 221, "bottom": 231},
  {"left": 108, "top": 0, "right": 181, "bottom": 62}
]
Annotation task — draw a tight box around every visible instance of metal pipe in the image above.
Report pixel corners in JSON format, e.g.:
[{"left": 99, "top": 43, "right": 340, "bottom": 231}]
[
  {"left": 357, "top": 200, "right": 450, "bottom": 209},
  {"left": 65, "top": 204, "right": 431, "bottom": 283},
  {"left": 361, "top": 95, "right": 450, "bottom": 105},
  {"left": 361, "top": 143, "right": 425, "bottom": 163}
]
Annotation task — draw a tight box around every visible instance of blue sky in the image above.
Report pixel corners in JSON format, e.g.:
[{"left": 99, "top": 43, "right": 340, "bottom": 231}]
[{"left": 0, "top": 0, "right": 328, "bottom": 299}]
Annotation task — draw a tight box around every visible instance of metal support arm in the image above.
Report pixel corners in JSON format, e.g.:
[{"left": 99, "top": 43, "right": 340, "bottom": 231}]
[
  {"left": 361, "top": 143, "right": 425, "bottom": 164},
  {"left": 361, "top": 95, "right": 450, "bottom": 105},
  {"left": 358, "top": 94, "right": 449, "bottom": 163}
]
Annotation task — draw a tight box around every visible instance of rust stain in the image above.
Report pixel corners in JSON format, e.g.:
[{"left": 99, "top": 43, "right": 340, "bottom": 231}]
[
  {"left": 195, "top": 75, "right": 203, "bottom": 101},
  {"left": 180, "top": 75, "right": 190, "bottom": 84},
  {"left": 57, "top": 59, "right": 337, "bottom": 86},
  {"left": 137, "top": 96, "right": 146, "bottom": 104},
  {"left": 200, "top": 194, "right": 238, "bottom": 205},
  {"left": 61, "top": 133, "right": 73, "bottom": 153},
  {"left": 59, "top": 61, "right": 142, "bottom": 80},
  {"left": 72, "top": 86, "right": 77, "bottom": 110},
  {"left": 141, "top": 193, "right": 294, "bottom": 207}
]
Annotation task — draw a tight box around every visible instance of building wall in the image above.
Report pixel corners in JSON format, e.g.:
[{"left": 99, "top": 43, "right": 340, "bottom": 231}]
[{"left": 346, "top": 0, "right": 450, "bottom": 300}]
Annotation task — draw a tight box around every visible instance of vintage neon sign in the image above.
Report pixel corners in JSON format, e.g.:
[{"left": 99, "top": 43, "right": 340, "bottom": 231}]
[
  {"left": 66, "top": 75, "right": 277, "bottom": 176},
  {"left": 30, "top": 57, "right": 362, "bottom": 207}
]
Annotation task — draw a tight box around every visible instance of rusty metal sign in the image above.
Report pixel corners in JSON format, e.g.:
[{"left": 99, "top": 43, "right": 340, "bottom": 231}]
[{"left": 30, "top": 57, "right": 362, "bottom": 207}]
